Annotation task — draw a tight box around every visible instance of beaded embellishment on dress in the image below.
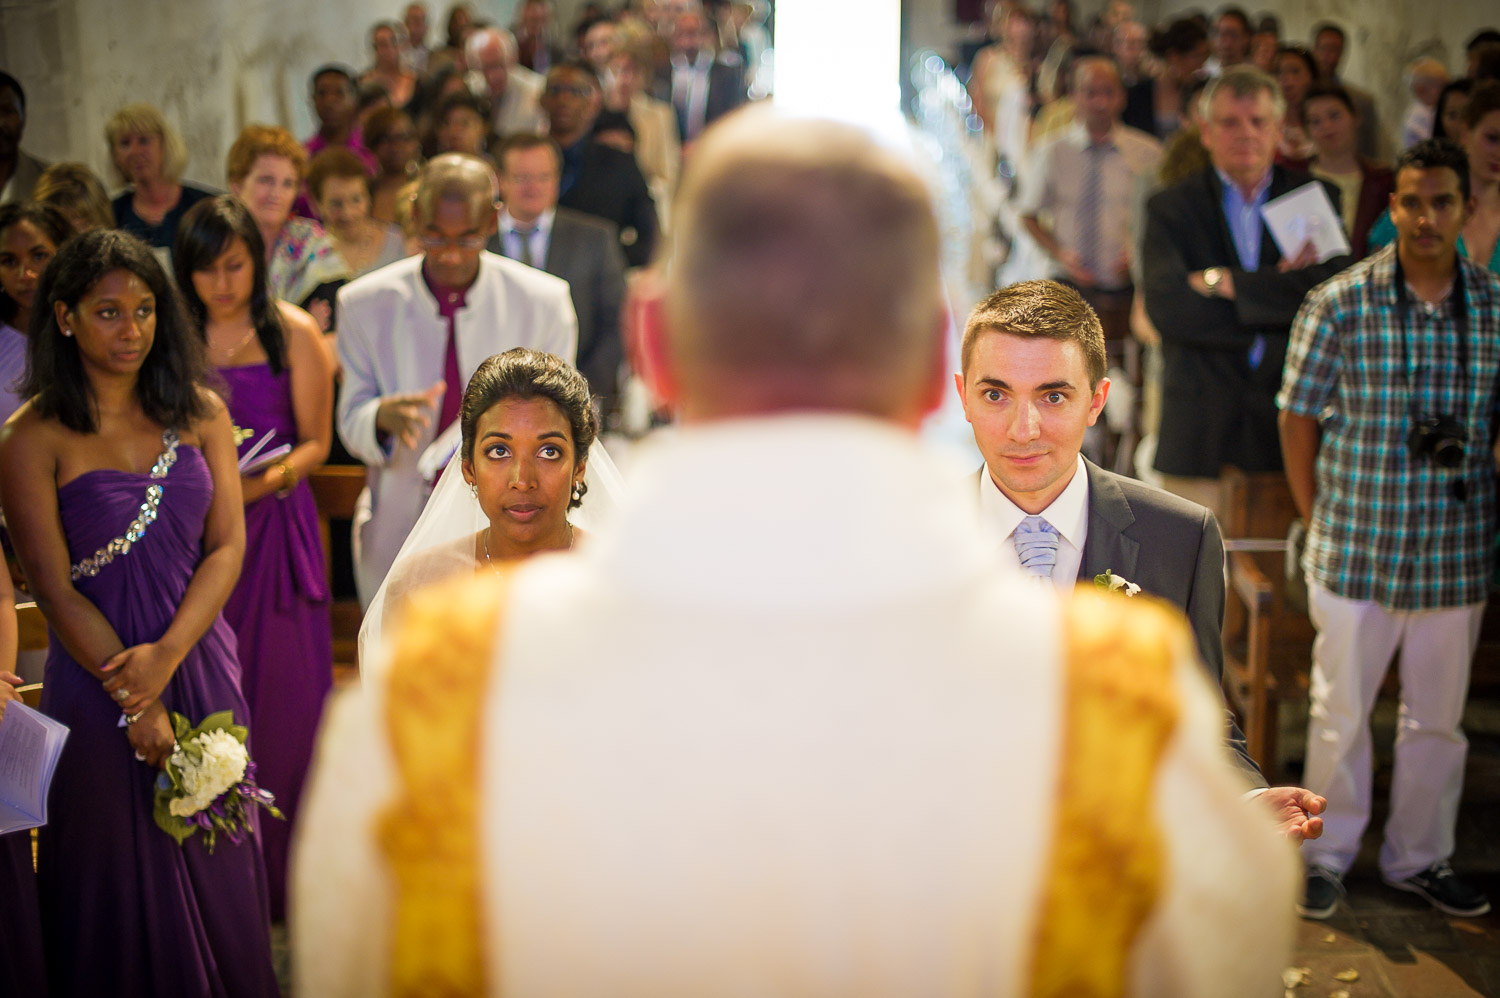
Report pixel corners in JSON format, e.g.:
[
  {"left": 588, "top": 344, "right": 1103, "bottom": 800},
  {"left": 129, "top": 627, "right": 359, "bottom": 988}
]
[{"left": 70, "top": 430, "right": 181, "bottom": 581}]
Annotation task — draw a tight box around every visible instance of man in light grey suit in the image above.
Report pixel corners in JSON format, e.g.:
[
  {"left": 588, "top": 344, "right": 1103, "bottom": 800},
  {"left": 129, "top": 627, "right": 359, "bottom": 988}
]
[
  {"left": 490, "top": 133, "right": 628, "bottom": 417},
  {"left": 956, "top": 279, "right": 1325, "bottom": 836}
]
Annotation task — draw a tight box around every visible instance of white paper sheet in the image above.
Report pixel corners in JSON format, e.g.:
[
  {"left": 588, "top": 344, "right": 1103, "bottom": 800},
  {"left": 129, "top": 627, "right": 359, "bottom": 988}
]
[{"left": 1260, "top": 182, "right": 1351, "bottom": 263}]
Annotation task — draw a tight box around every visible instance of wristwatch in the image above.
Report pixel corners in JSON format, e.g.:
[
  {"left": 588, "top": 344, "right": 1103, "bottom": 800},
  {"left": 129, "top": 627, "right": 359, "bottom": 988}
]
[{"left": 1202, "top": 267, "right": 1224, "bottom": 295}]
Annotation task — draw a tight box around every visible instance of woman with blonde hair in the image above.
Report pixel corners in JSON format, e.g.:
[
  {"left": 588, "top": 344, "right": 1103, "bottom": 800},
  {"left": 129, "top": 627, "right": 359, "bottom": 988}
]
[
  {"left": 226, "top": 123, "right": 351, "bottom": 331},
  {"left": 106, "top": 102, "right": 216, "bottom": 257},
  {"left": 33, "top": 162, "right": 114, "bottom": 233}
]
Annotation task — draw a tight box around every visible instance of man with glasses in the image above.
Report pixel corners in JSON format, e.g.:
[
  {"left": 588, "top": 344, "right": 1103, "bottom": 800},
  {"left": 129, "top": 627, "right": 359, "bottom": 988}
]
[
  {"left": 336, "top": 153, "right": 578, "bottom": 606},
  {"left": 542, "top": 61, "right": 658, "bottom": 268}
]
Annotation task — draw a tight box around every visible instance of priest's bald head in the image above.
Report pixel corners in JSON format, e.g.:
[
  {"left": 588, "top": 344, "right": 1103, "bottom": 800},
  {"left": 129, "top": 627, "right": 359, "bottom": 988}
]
[{"left": 638, "top": 109, "right": 948, "bottom": 425}]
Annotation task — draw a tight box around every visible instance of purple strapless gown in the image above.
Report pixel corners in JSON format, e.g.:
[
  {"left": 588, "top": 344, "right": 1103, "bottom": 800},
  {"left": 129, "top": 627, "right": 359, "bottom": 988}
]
[
  {"left": 219, "top": 363, "right": 333, "bottom": 922},
  {"left": 39, "top": 436, "right": 279, "bottom": 998}
]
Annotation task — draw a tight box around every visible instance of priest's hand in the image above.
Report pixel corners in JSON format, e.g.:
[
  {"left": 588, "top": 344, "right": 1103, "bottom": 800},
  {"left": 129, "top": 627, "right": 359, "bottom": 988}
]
[{"left": 1261, "top": 785, "right": 1325, "bottom": 841}]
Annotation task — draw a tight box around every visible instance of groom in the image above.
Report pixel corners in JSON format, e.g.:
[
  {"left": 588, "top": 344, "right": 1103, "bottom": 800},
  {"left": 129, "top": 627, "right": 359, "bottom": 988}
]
[{"left": 956, "top": 279, "right": 1324, "bottom": 832}]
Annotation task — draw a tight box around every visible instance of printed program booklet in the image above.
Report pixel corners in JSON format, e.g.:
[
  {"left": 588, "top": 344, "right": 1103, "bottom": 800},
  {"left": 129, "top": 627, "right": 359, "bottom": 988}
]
[{"left": 0, "top": 702, "right": 69, "bottom": 835}]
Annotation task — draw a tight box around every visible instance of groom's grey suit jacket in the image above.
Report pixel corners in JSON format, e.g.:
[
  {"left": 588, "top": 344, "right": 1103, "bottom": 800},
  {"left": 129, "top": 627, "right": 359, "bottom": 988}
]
[
  {"left": 1075, "top": 459, "right": 1264, "bottom": 788},
  {"left": 977, "top": 459, "right": 1266, "bottom": 788}
]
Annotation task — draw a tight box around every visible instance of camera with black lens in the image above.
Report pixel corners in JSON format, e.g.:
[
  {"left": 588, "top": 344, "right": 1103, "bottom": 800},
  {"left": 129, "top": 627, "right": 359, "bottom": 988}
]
[{"left": 1407, "top": 415, "right": 1467, "bottom": 468}]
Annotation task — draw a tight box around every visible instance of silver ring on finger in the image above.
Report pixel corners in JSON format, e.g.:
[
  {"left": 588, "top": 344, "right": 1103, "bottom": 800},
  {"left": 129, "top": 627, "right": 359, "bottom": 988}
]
[{"left": 134, "top": 751, "right": 146, "bottom": 762}]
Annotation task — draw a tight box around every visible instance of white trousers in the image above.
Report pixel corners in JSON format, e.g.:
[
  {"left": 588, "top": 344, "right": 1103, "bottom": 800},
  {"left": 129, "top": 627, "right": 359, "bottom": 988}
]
[{"left": 1301, "top": 581, "right": 1482, "bottom": 879}]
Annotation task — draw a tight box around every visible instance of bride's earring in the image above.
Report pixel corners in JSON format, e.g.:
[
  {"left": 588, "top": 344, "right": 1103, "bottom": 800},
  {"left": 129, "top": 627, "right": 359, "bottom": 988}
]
[
  {"left": 469, "top": 483, "right": 478, "bottom": 499},
  {"left": 571, "top": 480, "right": 584, "bottom": 503}
]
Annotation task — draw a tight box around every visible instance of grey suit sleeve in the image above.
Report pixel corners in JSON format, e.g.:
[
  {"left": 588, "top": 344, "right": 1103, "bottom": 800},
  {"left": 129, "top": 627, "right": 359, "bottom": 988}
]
[
  {"left": 578, "top": 236, "right": 628, "bottom": 405},
  {"left": 1186, "top": 509, "right": 1268, "bottom": 789}
]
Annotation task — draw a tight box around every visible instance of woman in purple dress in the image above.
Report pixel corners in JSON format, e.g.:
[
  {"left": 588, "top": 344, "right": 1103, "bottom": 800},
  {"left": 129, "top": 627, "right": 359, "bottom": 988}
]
[
  {"left": 175, "top": 196, "right": 335, "bottom": 921},
  {"left": 0, "top": 568, "right": 47, "bottom": 998},
  {"left": 0, "top": 230, "right": 278, "bottom": 996}
]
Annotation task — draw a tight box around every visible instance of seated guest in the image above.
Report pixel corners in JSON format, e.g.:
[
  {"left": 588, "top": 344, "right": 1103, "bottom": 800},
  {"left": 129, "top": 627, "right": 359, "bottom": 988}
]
[
  {"left": 363, "top": 21, "right": 418, "bottom": 111},
  {"left": 0, "top": 73, "right": 47, "bottom": 203},
  {"left": 1126, "top": 19, "right": 1209, "bottom": 141},
  {"left": 433, "top": 91, "right": 495, "bottom": 163},
  {"left": 466, "top": 26, "right": 547, "bottom": 139},
  {"left": 0, "top": 201, "right": 71, "bottom": 424},
  {"left": 363, "top": 107, "right": 423, "bottom": 224},
  {"left": 513, "top": 0, "right": 562, "bottom": 73},
  {"left": 305, "top": 64, "right": 378, "bottom": 176},
  {"left": 1304, "top": 82, "right": 1393, "bottom": 260},
  {"left": 308, "top": 148, "right": 408, "bottom": 277},
  {"left": 430, "top": 2, "right": 475, "bottom": 75},
  {"left": 361, "top": 347, "right": 602, "bottom": 659},
  {"left": 295, "top": 108, "right": 1297, "bottom": 998},
  {"left": 356, "top": 80, "right": 393, "bottom": 132},
  {"left": 334, "top": 153, "right": 576, "bottom": 606},
  {"left": 1274, "top": 45, "right": 1319, "bottom": 167},
  {"left": 0, "top": 229, "right": 278, "bottom": 996},
  {"left": 956, "top": 279, "right": 1327, "bottom": 832},
  {"left": 32, "top": 161, "right": 113, "bottom": 233},
  {"left": 403, "top": 1, "right": 433, "bottom": 75},
  {"left": 656, "top": 5, "right": 746, "bottom": 145},
  {"left": 173, "top": 195, "right": 336, "bottom": 922},
  {"left": 609, "top": 42, "right": 681, "bottom": 221},
  {"left": 1401, "top": 58, "right": 1449, "bottom": 149},
  {"left": 578, "top": 13, "right": 619, "bottom": 79},
  {"left": 226, "top": 124, "right": 352, "bottom": 330},
  {"left": 490, "top": 133, "right": 627, "bottom": 415},
  {"left": 0, "top": 570, "right": 45, "bottom": 998},
  {"left": 106, "top": 103, "right": 215, "bottom": 258},
  {"left": 1432, "top": 79, "right": 1472, "bottom": 141},
  {"left": 543, "top": 61, "right": 658, "bottom": 268}
]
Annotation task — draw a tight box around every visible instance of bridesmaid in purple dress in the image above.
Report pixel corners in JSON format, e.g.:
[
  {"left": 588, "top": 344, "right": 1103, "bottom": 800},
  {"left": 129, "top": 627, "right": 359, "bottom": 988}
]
[
  {"left": 175, "top": 196, "right": 335, "bottom": 921},
  {"left": 0, "top": 230, "right": 279, "bottom": 996}
]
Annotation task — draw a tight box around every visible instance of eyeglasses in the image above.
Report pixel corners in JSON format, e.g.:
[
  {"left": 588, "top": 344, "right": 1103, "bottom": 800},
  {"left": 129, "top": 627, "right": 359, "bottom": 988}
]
[{"left": 419, "top": 233, "right": 488, "bottom": 251}]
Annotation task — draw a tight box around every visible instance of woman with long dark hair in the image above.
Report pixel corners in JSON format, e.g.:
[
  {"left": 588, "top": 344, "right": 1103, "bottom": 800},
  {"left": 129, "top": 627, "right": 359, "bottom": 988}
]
[
  {"left": 0, "top": 228, "right": 278, "bottom": 995},
  {"left": 0, "top": 201, "right": 72, "bottom": 424},
  {"left": 175, "top": 194, "right": 335, "bottom": 921}
]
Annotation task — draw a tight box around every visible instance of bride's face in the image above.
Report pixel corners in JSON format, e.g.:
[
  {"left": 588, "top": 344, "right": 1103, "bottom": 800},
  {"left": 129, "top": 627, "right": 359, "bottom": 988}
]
[{"left": 463, "top": 395, "right": 584, "bottom": 549}]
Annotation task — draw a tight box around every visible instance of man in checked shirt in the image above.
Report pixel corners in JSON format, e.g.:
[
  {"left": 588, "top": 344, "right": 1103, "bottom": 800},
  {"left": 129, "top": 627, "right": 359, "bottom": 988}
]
[{"left": 1279, "top": 139, "right": 1500, "bottom": 922}]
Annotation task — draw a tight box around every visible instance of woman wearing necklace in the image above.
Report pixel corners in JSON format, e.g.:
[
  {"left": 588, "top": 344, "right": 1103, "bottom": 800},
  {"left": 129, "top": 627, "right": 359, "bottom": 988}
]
[
  {"left": 361, "top": 349, "right": 610, "bottom": 672},
  {"left": 307, "top": 147, "right": 408, "bottom": 277},
  {"left": 174, "top": 194, "right": 336, "bottom": 922},
  {"left": 0, "top": 229, "right": 278, "bottom": 995}
]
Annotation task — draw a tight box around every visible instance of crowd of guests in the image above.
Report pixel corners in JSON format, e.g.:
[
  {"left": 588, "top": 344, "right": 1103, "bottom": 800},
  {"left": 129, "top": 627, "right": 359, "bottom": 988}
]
[
  {"left": 0, "top": 0, "right": 1498, "bottom": 995},
  {"left": 0, "top": 1, "right": 755, "bottom": 993}
]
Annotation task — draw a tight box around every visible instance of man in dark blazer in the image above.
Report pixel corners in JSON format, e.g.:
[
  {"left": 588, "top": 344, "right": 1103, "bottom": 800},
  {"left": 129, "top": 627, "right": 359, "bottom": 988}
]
[
  {"left": 1142, "top": 66, "right": 1350, "bottom": 514},
  {"left": 957, "top": 279, "right": 1326, "bottom": 838},
  {"left": 491, "top": 134, "right": 628, "bottom": 414},
  {"left": 541, "top": 61, "right": 659, "bottom": 269},
  {"left": 653, "top": 6, "right": 746, "bottom": 144}
]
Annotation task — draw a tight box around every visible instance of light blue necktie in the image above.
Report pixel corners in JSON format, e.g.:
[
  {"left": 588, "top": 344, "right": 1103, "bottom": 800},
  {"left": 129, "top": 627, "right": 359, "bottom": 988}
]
[{"left": 1014, "top": 515, "right": 1060, "bottom": 582}]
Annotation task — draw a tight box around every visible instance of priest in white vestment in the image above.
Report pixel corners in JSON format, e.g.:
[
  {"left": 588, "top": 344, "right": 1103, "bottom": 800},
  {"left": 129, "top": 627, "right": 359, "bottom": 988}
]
[{"left": 294, "top": 109, "right": 1298, "bottom": 997}]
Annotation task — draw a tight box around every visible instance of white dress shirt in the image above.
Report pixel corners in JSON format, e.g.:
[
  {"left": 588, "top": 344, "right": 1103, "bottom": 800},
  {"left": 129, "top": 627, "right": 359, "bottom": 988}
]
[
  {"left": 498, "top": 207, "right": 556, "bottom": 268},
  {"left": 978, "top": 455, "right": 1090, "bottom": 588}
]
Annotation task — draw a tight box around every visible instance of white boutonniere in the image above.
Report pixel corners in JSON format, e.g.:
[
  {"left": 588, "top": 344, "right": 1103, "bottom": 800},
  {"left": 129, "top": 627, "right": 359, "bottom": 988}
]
[{"left": 1093, "top": 569, "right": 1142, "bottom": 597}]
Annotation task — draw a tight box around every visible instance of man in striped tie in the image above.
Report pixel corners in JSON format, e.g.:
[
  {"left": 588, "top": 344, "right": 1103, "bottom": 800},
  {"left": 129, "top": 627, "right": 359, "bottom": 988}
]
[{"left": 956, "top": 279, "right": 1325, "bottom": 833}]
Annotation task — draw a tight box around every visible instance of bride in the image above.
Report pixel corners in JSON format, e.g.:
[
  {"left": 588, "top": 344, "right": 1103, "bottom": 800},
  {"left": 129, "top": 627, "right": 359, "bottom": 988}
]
[{"left": 359, "top": 348, "right": 623, "bottom": 672}]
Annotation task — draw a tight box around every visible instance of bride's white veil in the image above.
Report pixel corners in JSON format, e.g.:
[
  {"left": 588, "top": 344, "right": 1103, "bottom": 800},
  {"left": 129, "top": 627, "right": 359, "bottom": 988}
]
[{"left": 357, "top": 438, "right": 626, "bottom": 676}]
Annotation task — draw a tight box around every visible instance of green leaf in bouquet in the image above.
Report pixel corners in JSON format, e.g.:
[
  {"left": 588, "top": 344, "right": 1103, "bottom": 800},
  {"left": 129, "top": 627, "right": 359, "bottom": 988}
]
[
  {"left": 197, "top": 710, "right": 238, "bottom": 734},
  {"left": 170, "top": 711, "right": 192, "bottom": 742},
  {"left": 152, "top": 790, "right": 197, "bottom": 846}
]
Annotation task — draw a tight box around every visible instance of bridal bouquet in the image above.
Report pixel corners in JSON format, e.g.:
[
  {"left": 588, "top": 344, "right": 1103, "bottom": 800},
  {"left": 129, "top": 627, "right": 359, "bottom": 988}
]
[{"left": 152, "top": 710, "right": 282, "bottom": 852}]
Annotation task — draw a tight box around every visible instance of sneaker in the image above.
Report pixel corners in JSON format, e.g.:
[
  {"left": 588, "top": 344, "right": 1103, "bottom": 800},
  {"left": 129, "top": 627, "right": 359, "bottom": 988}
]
[
  {"left": 1383, "top": 862, "right": 1492, "bottom": 917},
  {"left": 1298, "top": 866, "right": 1343, "bottom": 919}
]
